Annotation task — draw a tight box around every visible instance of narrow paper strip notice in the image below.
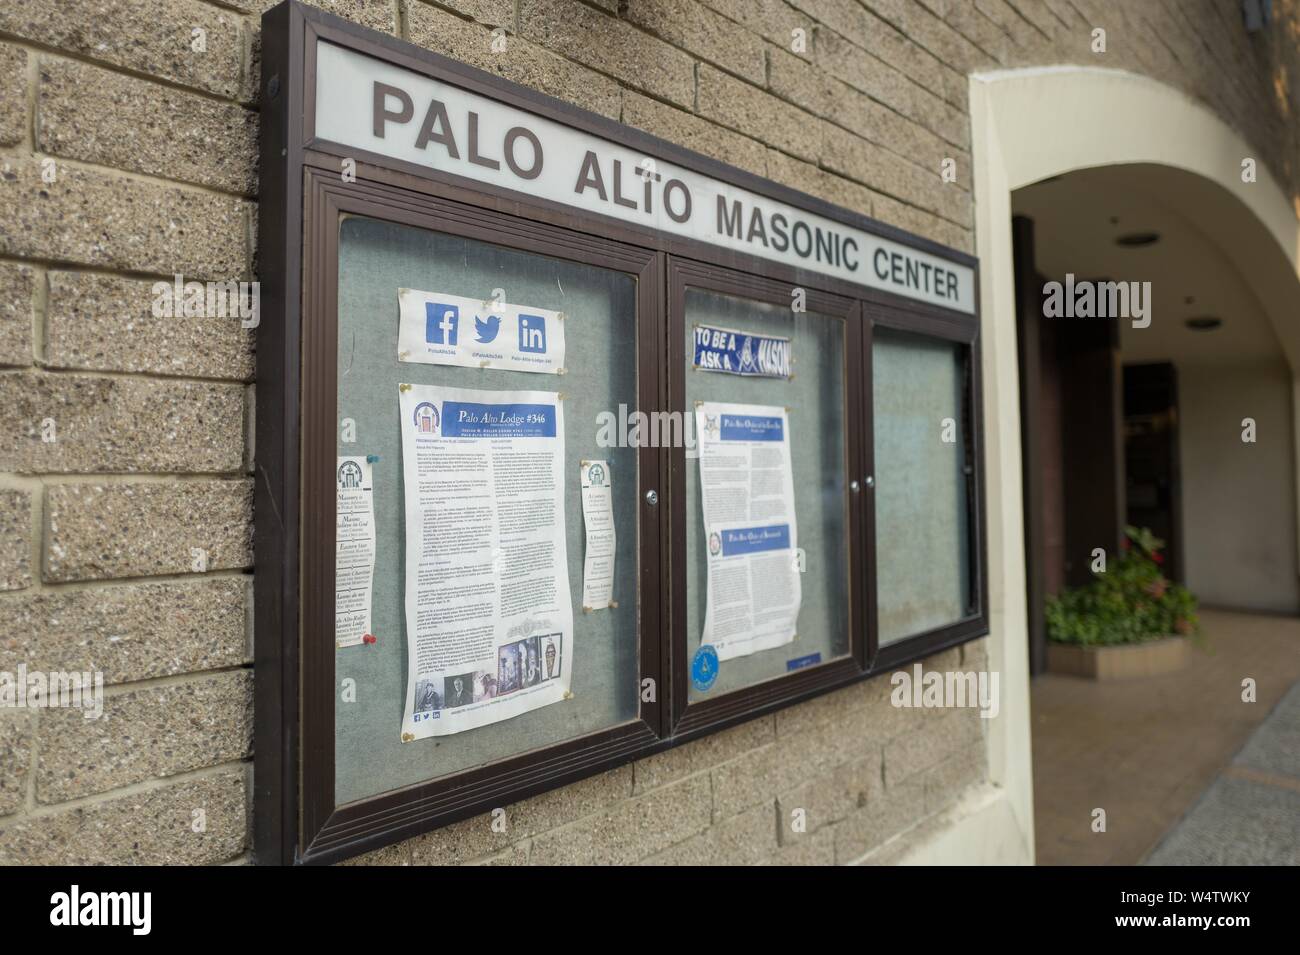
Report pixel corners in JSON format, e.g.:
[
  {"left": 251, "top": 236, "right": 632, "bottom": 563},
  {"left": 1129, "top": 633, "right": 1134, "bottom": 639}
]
[{"left": 580, "top": 459, "right": 616, "bottom": 611}]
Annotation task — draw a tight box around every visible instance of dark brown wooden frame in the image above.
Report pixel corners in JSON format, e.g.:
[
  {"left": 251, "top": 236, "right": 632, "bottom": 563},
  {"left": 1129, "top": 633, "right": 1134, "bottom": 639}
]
[
  {"left": 865, "top": 296, "right": 989, "bottom": 673},
  {"left": 666, "top": 259, "right": 867, "bottom": 737},
  {"left": 298, "top": 170, "right": 665, "bottom": 864},
  {"left": 256, "top": 0, "right": 986, "bottom": 865}
]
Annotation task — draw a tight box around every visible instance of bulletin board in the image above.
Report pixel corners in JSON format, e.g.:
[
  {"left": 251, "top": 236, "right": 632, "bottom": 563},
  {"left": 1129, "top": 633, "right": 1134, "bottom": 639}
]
[
  {"left": 872, "top": 326, "right": 972, "bottom": 644},
  {"left": 333, "top": 216, "right": 643, "bottom": 804},
  {"left": 682, "top": 287, "right": 852, "bottom": 701},
  {"left": 255, "top": 0, "right": 983, "bottom": 865}
]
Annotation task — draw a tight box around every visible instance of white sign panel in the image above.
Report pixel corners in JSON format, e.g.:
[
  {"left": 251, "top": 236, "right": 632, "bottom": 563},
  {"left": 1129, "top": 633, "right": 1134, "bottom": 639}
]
[
  {"left": 398, "top": 288, "right": 566, "bottom": 374},
  {"left": 314, "top": 41, "right": 975, "bottom": 314}
]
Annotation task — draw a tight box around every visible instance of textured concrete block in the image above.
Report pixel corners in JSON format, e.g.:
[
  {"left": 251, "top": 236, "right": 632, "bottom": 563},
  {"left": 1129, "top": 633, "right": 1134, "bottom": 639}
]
[
  {"left": 920, "top": 749, "right": 985, "bottom": 814},
  {"left": 244, "top": 0, "right": 399, "bottom": 104},
  {"left": 977, "top": 0, "right": 1055, "bottom": 53},
  {"left": 815, "top": 26, "right": 967, "bottom": 148},
  {"left": 700, "top": 0, "right": 811, "bottom": 50},
  {"left": 698, "top": 64, "right": 819, "bottom": 163},
  {"left": 621, "top": 92, "right": 767, "bottom": 179},
  {"left": 0, "top": 767, "right": 247, "bottom": 864},
  {"left": 777, "top": 751, "right": 880, "bottom": 843},
  {"left": 860, "top": 0, "right": 997, "bottom": 76},
  {"left": 819, "top": 121, "right": 968, "bottom": 227},
  {"left": 529, "top": 773, "right": 711, "bottom": 864},
  {"left": 861, "top": 665, "right": 945, "bottom": 742},
  {"left": 942, "top": 0, "right": 1013, "bottom": 66},
  {"left": 812, "top": 0, "right": 955, "bottom": 106},
  {"left": 831, "top": 775, "right": 925, "bottom": 863},
  {"left": 633, "top": 714, "right": 773, "bottom": 794},
  {"left": 405, "top": 2, "right": 622, "bottom": 118},
  {"left": 0, "top": 577, "right": 249, "bottom": 685},
  {"left": 765, "top": 150, "right": 875, "bottom": 218},
  {"left": 408, "top": 811, "right": 516, "bottom": 865},
  {"left": 38, "top": 58, "right": 257, "bottom": 195},
  {"left": 768, "top": 46, "right": 962, "bottom": 183},
  {"left": 43, "top": 480, "right": 253, "bottom": 582},
  {"left": 242, "top": 0, "right": 399, "bottom": 30},
  {"left": 883, "top": 708, "right": 983, "bottom": 787},
  {"left": 0, "top": 42, "right": 26, "bottom": 148},
  {"left": 765, "top": 824, "right": 835, "bottom": 865},
  {"left": 338, "top": 839, "right": 414, "bottom": 865},
  {"left": 0, "top": 157, "right": 248, "bottom": 280},
  {"left": 410, "top": 764, "right": 632, "bottom": 863},
  {"left": 37, "top": 670, "right": 252, "bottom": 802},
  {"left": 519, "top": 0, "right": 695, "bottom": 109},
  {"left": 469, "top": 842, "right": 531, "bottom": 865},
  {"left": 0, "top": 713, "right": 30, "bottom": 816},
  {"left": 507, "top": 765, "right": 634, "bottom": 839},
  {"left": 813, "top": 27, "right": 915, "bottom": 120},
  {"left": 870, "top": 190, "right": 974, "bottom": 254},
  {"left": 416, "top": 0, "right": 512, "bottom": 27},
  {"left": 624, "top": 0, "right": 766, "bottom": 85},
  {"left": 0, "top": 372, "right": 245, "bottom": 474},
  {"left": 0, "top": 0, "right": 243, "bottom": 98},
  {"left": 0, "top": 262, "right": 34, "bottom": 369},
  {"left": 640, "top": 801, "right": 777, "bottom": 865},
  {"left": 774, "top": 680, "right": 870, "bottom": 739},
  {"left": 961, "top": 636, "right": 989, "bottom": 670},
  {"left": 711, "top": 720, "right": 867, "bottom": 822},
  {"left": 926, "top": 645, "right": 964, "bottom": 674},
  {"left": 0, "top": 488, "right": 31, "bottom": 591},
  {"left": 45, "top": 271, "right": 255, "bottom": 381}
]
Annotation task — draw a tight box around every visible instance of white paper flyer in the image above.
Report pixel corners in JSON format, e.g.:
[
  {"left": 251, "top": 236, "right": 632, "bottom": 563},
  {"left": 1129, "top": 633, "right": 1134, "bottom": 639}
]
[
  {"left": 397, "top": 288, "right": 566, "bottom": 375},
  {"left": 580, "top": 459, "right": 615, "bottom": 611},
  {"left": 398, "top": 383, "right": 573, "bottom": 739},
  {"left": 335, "top": 455, "right": 376, "bottom": 648},
  {"left": 694, "top": 402, "right": 801, "bottom": 661}
]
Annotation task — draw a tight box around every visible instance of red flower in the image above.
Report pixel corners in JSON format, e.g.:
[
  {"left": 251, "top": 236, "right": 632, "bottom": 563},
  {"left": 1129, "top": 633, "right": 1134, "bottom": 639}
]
[{"left": 1152, "top": 552, "right": 1164, "bottom": 565}]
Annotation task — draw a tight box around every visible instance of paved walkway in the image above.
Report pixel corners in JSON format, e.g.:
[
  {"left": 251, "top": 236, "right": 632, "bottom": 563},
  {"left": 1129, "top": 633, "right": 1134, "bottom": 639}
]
[
  {"left": 1144, "top": 681, "right": 1300, "bottom": 864},
  {"left": 1031, "top": 609, "right": 1300, "bottom": 865}
]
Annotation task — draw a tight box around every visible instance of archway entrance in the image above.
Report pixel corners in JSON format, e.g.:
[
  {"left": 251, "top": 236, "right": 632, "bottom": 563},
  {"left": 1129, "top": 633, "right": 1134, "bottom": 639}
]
[
  {"left": 968, "top": 66, "right": 1300, "bottom": 865},
  {"left": 1012, "top": 163, "right": 1300, "bottom": 863}
]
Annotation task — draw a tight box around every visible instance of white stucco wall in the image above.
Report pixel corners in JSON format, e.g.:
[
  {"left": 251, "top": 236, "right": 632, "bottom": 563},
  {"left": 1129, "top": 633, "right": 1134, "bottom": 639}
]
[{"left": 1178, "top": 362, "right": 1300, "bottom": 612}]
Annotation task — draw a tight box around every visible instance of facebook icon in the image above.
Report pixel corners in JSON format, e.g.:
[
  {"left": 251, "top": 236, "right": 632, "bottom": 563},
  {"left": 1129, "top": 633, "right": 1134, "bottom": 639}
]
[
  {"left": 518, "top": 314, "right": 546, "bottom": 353},
  {"left": 425, "top": 302, "right": 459, "bottom": 346}
]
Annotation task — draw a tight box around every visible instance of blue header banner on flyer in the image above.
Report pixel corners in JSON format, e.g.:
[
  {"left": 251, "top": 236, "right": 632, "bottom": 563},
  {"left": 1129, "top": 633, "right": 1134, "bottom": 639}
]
[
  {"left": 721, "top": 524, "right": 791, "bottom": 556},
  {"left": 693, "top": 325, "right": 792, "bottom": 379},
  {"left": 441, "top": 401, "right": 557, "bottom": 438},
  {"left": 720, "top": 414, "right": 785, "bottom": 442}
]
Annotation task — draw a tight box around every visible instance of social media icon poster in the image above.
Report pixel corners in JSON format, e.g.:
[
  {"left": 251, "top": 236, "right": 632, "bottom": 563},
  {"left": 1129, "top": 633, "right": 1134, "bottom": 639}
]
[{"left": 397, "top": 288, "right": 566, "bottom": 375}]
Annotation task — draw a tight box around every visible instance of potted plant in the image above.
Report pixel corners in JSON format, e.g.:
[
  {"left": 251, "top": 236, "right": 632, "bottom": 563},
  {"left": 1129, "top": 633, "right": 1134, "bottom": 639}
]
[{"left": 1044, "top": 526, "right": 1200, "bottom": 680}]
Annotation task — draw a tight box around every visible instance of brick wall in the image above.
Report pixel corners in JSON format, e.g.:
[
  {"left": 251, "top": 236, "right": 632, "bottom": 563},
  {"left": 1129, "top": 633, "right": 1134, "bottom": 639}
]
[{"left": 0, "top": 0, "right": 1294, "bottom": 865}]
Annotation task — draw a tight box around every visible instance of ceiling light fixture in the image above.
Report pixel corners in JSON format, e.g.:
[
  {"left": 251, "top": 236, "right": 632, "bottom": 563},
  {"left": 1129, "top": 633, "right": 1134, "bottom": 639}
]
[{"left": 1116, "top": 232, "right": 1160, "bottom": 247}]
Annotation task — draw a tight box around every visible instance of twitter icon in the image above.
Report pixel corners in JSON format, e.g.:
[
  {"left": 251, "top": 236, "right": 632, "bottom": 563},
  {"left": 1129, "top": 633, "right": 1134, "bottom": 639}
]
[{"left": 474, "top": 314, "right": 501, "bottom": 343}]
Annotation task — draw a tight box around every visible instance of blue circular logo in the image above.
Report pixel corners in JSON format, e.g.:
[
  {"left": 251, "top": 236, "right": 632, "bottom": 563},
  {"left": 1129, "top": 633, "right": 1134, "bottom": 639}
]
[{"left": 691, "top": 644, "right": 719, "bottom": 692}]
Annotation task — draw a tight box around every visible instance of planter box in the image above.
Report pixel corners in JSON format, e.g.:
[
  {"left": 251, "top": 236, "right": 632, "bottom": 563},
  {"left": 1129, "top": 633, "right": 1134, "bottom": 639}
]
[{"left": 1047, "top": 636, "right": 1188, "bottom": 680}]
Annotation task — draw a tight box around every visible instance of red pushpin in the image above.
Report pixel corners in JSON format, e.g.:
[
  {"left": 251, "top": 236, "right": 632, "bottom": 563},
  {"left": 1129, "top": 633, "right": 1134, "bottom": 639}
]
[{"left": 363, "top": 634, "right": 377, "bottom": 645}]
